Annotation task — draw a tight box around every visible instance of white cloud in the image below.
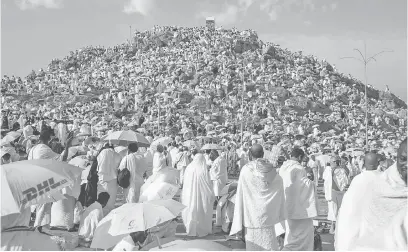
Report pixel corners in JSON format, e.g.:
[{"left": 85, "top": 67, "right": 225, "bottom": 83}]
[
  {"left": 16, "top": 0, "right": 63, "bottom": 10},
  {"left": 197, "top": 0, "right": 333, "bottom": 24},
  {"left": 215, "top": 5, "right": 240, "bottom": 25},
  {"left": 260, "top": 0, "right": 283, "bottom": 21},
  {"left": 303, "top": 20, "right": 312, "bottom": 26},
  {"left": 237, "top": 0, "right": 255, "bottom": 12},
  {"left": 302, "top": 0, "right": 315, "bottom": 12},
  {"left": 123, "top": 0, "right": 155, "bottom": 16}
]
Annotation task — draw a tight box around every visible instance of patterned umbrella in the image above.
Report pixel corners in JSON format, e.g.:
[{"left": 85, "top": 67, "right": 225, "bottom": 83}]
[{"left": 103, "top": 130, "right": 150, "bottom": 147}]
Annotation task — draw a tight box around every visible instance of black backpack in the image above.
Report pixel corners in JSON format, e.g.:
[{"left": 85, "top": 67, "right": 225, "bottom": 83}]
[
  {"left": 117, "top": 157, "right": 131, "bottom": 189},
  {"left": 117, "top": 168, "right": 131, "bottom": 189}
]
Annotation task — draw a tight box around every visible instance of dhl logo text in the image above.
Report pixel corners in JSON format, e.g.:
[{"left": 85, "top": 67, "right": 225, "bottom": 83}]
[{"left": 21, "top": 178, "right": 68, "bottom": 205}]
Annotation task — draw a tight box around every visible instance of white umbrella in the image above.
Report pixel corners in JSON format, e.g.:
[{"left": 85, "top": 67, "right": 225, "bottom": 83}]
[
  {"left": 103, "top": 130, "right": 150, "bottom": 147},
  {"left": 114, "top": 146, "right": 128, "bottom": 158},
  {"left": 139, "top": 182, "right": 180, "bottom": 203},
  {"left": 149, "top": 239, "right": 230, "bottom": 251},
  {"left": 182, "top": 140, "right": 200, "bottom": 149},
  {"left": 68, "top": 156, "right": 91, "bottom": 169},
  {"left": 109, "top": 199, "right": 185, "bottom": 236},
  {"left": 151, "top": 137, "right": 172, "bottom": 147},
  {"left": 90, "top": 209, "right": 128, "bottom": 250},
  {"left": 201, "top": 144, "right": 222, "bottom": 150},
  {"left": 1, "top": 159, "right": 82, "bottom": 216},
  {"left": 1, "top": 132, "right": 22, "bottom": 146}
]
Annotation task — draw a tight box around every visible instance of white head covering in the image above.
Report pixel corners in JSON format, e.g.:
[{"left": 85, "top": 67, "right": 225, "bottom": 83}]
[
  {"left": 152, "top": 152, "right": 168, "bottom": 173},
  {"left": 188, "top": 153, "right": 207, "bottom": 174},
  {"left": 23, "top": 125, "right": 33, "bottom": 139}
]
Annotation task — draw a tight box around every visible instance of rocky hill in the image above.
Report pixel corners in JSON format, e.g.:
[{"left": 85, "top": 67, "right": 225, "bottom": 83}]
[{"left": 2, "top": 26, "right": 406, "bottom": 119}]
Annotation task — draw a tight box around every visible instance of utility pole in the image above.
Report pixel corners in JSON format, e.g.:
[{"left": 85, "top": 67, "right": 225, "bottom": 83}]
[
  {"left": 241, "top": 64, "right": 245, "bottom": 145},
  {"left": 129, "top": 25, "right": 132, "bottom": 45},
  {"left": 157, "top": 80, "right": 161, "bottom": 135},
  {"left": 340, "top": 42, "right": 392, "bottom": 151}
]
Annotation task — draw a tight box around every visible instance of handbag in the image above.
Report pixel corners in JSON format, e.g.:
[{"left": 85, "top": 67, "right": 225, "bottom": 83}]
[{"left": 117, "top": 156, "right": 131, "bottom": 189}]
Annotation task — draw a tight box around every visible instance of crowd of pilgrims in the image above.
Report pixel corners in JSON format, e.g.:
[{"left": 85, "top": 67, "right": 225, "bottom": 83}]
[{"left": 1, "top": 25, "right": 407, "bottom": 251}]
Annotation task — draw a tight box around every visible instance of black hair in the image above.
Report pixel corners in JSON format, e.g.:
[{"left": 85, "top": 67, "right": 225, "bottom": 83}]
[
  {"left": 39, "top": 129, "right": 52, "bottom": 143},
  {"left": 191, "top": 149, "right": 198, "bottom": 156},
  {"left": 128, "top": 143, "right": 139, "bottom": 152},
  {"left": 97, "top": 192, "right": 110, "bottom": 204},
  {"left": 129, "top": 231, "right": 148, "bottom": 245},
  {"left": 291, "top": 147, "right": 305, "bottom": 159}
]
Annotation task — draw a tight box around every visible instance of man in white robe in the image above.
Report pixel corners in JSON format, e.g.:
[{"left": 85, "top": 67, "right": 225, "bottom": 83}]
[
  {"left": 237, "top": 145, "right": 249, "bottom": 170},
  {"left": 315, "top": 152, "right": 331, "bottom": 180},
  {"left": 143, "top": 147, "right": 154, "bottom": 177},
  {"left": 322, "top": 155, "right": 350, "bottom": 234},
  {"left": 279, "top": 147, "right": 317, "bottom": 251},
  {"left": 174, "top": 146, "right": 190, "bottom": 187},
  {"left": 97, "top": 146, "right": 122, "bottom": 216},
  {"left": 335, "top": 138, "right": 407, "bottom": 250},
  {"left": 230, "top": 144, "right": 286, "bottom": 251},
  {"left": 169, "top": 143, "right": 179, "bottom": 167},
  {"left": 209, "top": 150, "right": 228, "bottom": 198},
  {"left": 118, "top": 143, "right": 146, "bottom": 203},
  {"left": 78, "top": 192, "right": 110, "bottom": 243},
  {"left": 28, "top": 130, "right": 74, "bottom": 230}
]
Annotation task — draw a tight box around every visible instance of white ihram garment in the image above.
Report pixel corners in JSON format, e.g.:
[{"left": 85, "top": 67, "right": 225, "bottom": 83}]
[
  {"left": 143, "top": 149, "right": 154, "bottom": 177},
  {"left": 118, "top": 152, "right": 146, "bottom": 203},
  {"left": 323, "top": 166, "right": 350, "bottom": 221},
  {"left": 175, "top": 151, "right": 190, "bottom": 185},
  {"left": 209, "top": 156, "right": 228, "bottom": 197},
  {"left": 279, "top": 160, "right": 317, "bottom": 251},
  {"left": 28, "top": 144, "right": 62, "bottom": 227},
  {"left": 181, "top": 154, "right": 215, "bottom": 237},
  {"left": 230, "top": 159, "right": 286, "bottom": 251},
  {"left": 97, "top": 148, "right": 121, "bottom": 215},
  {"left": 78, "top": 201, "right": 104, "bottom": 241},
  {"left": 335, "top": 163, "right": 407, "bottom": 251}
]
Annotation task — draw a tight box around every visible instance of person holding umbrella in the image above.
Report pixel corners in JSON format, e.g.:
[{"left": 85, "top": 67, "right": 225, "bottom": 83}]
[{"left": 28, "top": 129, "right": 74, "bottom": 232}]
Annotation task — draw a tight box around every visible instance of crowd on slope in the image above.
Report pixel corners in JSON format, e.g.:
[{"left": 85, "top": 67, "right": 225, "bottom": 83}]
[{"left": 1, "top": 25, "right": 407, "bottom": 251}]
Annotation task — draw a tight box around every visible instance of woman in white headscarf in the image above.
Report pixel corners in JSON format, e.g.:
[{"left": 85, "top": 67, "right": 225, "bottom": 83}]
[
  {"left": 181, "top": 153, "right": 215, "bottom": 237},
  {"left": 140, "top": 152, "right": 179, "bottom": 201}
]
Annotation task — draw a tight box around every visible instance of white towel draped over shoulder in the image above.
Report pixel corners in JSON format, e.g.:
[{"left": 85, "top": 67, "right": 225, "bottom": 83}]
[
  {"left": 279, "top": 160, "right": 317, "bottom": 220},
  {"left": 335, "top": 163, "right": 408, "bottom": 251},
  {"left": 230, "top": 159, "right": 285, "bottom": 235}
]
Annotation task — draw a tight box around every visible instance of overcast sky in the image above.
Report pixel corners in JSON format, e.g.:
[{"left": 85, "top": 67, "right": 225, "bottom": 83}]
[{"left": 2, "top": 0, "right": 407, "bottom": 101}]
